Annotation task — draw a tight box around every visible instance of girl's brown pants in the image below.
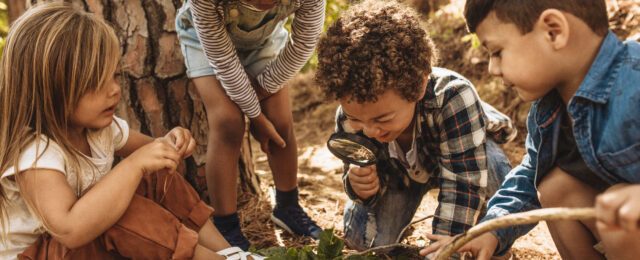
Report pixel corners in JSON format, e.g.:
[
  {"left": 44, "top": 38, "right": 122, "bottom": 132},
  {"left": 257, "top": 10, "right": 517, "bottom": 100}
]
[{"left": 19, "top": 170, "right": 214, "bottom": 260}]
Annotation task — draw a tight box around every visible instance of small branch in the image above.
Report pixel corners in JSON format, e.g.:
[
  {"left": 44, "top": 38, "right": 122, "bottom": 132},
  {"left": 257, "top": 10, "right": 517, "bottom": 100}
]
[
  {"left": 434, "top": 207, "right": 596, "bottom": 260},
  {"left": 396, "top": 215, "right": 435, "bottom": 243},
  {"left": 345, "top": 243, "right": 422, "bottom": 257},
  {"left": 346, "top": 215, "right": 434, "bottom": 257}
]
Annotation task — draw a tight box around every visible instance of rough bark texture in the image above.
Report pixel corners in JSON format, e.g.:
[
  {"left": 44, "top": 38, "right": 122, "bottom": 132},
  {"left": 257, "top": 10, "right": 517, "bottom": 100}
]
[{"left": 13, "top": 0, "right": 262, "bottom": 200}]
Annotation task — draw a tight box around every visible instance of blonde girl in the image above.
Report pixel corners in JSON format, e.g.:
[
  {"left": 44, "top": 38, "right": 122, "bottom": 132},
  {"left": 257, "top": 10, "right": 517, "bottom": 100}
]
[
  {"left": 0, "top": 3, "right": 261, "bottom": 259},
  {"left": 176, "top": 0, "right": 325, "bottom": 249}
]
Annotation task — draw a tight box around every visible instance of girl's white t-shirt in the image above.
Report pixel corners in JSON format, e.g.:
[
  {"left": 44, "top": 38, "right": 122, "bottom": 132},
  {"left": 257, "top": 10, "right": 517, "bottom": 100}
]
[{"left": 0, "top": 116, "right": 129, "bottom": 259}]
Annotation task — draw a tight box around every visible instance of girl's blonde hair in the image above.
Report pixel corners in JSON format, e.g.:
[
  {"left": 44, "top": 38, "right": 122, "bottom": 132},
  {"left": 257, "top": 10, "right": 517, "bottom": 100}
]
[{"left": 0, "top": 2, "right": 120, "bottom": 237}]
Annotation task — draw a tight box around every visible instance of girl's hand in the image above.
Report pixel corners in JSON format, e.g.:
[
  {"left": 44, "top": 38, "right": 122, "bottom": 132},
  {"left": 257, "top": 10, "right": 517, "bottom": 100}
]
[
  {"left": 347, "top": 165, "right": 379, "bottom": 200},
  {"left": 165, "top": 127, "right": 196, "bottom": 159},
  {"left": 421, "top": 233, "right": 498, "bottom": 260},
  {"left": 125, "top": 138, "right": 181, "bottom": 174},
  {"left": 249, "top": 113, "right": 286, "bottom": 154},
  {"left": 595, "top": 184, "right": 640, "bottom": 232}
]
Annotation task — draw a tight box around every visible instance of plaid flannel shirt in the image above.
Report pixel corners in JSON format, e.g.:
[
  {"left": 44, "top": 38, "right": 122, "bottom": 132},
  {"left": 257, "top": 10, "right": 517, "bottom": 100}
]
[{"left": 336, "top": 67, "right": 516, "bottom": 236}]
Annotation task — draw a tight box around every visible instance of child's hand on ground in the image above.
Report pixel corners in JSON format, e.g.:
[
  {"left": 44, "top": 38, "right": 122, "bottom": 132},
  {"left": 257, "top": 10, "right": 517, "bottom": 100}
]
[
  {"left": 165, "top": 127, "right": 196, "bottom": 159},
  {"left": 421, "top": 233, "right": 498, "bottom": 260},
  {"left": 595, "top": 184, "right": 640, "bottom": 232},
  {"left": 348, "top": 165, "right": 379, "bottom": 200},
  {"left": 250, "top": 113, "right": 286, "bottom": 154},
  {"left": 125, "top": 138, "right": 181, "bottom": 174}
]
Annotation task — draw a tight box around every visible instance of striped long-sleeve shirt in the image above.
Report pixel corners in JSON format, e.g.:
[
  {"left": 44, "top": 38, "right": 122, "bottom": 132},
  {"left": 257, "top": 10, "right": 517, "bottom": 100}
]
[{"left": 190, "top": 0, "right": 325, "bottom": 118}]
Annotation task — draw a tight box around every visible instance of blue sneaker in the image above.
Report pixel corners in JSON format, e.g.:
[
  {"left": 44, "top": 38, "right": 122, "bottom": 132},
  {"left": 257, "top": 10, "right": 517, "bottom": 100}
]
[
  {"left": 215, "top": 222, "right": 251, "bottom": 251},
  {"left": 271, "top": 204, "right": 322, "bottom": 239}
]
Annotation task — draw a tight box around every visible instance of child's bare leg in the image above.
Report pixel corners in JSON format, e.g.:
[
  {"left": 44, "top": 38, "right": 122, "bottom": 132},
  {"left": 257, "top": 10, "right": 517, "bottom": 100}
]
[
  {"left": 194, "top": 245, "right": 225, "bottom": 260},
  {"left": 260, "top": 86, "right": 297, "bottom": 190},
  {"left": 597, "top": 225, "right": 640, "bottom": 260},
  {"left": 198, "top": 219, "right": 231, "bottom": 251},
  {"left": 193, "top": 76, "right": 245, "bottom": 215},
  {"left": 537, "top": 167, "right": 604, "bottom": 259}
]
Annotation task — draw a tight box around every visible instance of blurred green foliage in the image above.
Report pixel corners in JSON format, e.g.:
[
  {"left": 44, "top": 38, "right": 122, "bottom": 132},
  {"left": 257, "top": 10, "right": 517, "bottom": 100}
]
[
  {"left": 285, "top": 0, "right": 349, "bottom": 72},
  {"left": 0, "top": 0, "right": 7, "bottom": 57}
]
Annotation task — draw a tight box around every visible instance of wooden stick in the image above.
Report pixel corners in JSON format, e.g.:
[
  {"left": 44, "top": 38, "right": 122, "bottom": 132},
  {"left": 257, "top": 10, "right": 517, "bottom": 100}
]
[{"left": 434, "top": 207, "right": 596, "bottom": 260}]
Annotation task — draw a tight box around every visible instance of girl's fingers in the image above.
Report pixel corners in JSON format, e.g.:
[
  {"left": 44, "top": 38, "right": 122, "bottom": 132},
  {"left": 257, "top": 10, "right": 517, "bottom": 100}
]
[
  {"left": 184, "top": 138, "right": 196, "bottom": 158},
  {"left": 163, "top": 158, "right": 178, "bottom": 171},
  {"left": 269, "top": 128, "right": 286, "bottom": 148},
  {"left": 261, "top": 141, "right": 270, "bottom": 155},
  {"left": 173, "top": 132, "right": 184, "bottom": 149}
]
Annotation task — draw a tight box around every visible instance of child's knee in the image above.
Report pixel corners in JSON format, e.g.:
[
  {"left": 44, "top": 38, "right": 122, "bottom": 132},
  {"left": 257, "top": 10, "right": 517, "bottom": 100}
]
[
  {"left": 538, "top": 167, "right": 589, "bottom": 207},
  {"left": 272, "top": 118, "right": 294, "bottom": 139},
  {"left": 206, "top": 112, "right": 245, "bottom": 143}
]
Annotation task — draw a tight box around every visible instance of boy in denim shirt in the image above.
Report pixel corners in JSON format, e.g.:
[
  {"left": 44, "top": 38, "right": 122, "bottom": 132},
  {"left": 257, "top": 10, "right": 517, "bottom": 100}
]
[
  {"left": 314, "top": 0, "right": 516, "bottom": 251},
  {"left": 423, "top": 0, "right": 640, "bottom": 259}
]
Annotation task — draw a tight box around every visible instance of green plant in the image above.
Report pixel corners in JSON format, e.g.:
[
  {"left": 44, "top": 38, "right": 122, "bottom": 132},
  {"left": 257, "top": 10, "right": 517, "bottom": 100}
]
[{"left": 256, "top": 229, "right": 379, "bottom": 260}]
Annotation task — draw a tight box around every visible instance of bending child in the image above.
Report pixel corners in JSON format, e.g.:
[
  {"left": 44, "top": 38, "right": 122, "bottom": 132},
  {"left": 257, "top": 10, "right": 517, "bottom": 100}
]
[
  {"left": 0, "top": 3, "right": 261, "bottom": 259},
  {"left": 315, "top": 0, "right": 516, "bottom": 251},
  {"left": 176, "top": 0, "right": 325, "bottom": 249},
  {"left": 424, "top": 1, "right": 640, "bottom": 259}
]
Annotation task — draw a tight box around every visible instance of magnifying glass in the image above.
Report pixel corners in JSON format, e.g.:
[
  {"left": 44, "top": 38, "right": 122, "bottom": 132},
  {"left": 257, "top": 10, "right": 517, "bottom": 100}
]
[{"left": 326, "top": 132, "right": 387, "bottom": 166}]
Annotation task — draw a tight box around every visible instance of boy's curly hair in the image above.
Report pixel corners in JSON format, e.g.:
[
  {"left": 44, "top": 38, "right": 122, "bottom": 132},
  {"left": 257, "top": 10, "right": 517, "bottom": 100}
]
[{"left": 315, "top": 0, "right": 437, "bottom": 103}]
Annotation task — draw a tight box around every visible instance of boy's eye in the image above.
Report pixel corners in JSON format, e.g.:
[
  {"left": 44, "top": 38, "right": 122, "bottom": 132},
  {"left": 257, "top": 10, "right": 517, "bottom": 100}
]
[
  {"left": 375, "top": 118, "right": 392, "bottom": 123},
  {"left": 490, "top": 50, "right": 502, "bottom": 58}
]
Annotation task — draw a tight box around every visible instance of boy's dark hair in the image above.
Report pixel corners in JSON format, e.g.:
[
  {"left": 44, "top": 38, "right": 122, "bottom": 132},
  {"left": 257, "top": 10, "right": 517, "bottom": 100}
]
[
  {"left": 315, "top": 0, "right": 437, "bottom": 103},
  {"left": 464, "top": 0, "right": 609, "bottom": 36}
]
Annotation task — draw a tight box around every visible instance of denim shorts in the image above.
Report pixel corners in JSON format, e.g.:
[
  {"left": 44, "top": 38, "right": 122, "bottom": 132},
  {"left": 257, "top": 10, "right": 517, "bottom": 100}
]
[{"left": 175, "top": 3, "right": 289, "bottom": 79}]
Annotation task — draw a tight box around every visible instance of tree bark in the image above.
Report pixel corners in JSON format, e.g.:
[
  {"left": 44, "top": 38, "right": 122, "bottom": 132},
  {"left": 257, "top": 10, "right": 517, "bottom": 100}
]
[{"left": 14, "top": 0, "right": 262, "bottom": 201}]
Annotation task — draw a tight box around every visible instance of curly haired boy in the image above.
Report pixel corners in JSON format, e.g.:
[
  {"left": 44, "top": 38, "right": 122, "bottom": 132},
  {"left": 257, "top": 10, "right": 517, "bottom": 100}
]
[{"left": 315, "top": 0, "right": 516, "bottom": 251}]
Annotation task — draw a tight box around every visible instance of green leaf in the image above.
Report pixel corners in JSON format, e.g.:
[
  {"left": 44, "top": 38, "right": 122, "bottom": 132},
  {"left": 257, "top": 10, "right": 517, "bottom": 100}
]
[{"left": 317, "top": 229, "right": 345, "bottom": 259}]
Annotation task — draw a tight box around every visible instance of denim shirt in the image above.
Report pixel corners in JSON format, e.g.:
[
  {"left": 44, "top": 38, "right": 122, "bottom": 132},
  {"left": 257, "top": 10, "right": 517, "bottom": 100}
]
[{"left": 483, "top": 31, "right": 640, "bottom": 255}]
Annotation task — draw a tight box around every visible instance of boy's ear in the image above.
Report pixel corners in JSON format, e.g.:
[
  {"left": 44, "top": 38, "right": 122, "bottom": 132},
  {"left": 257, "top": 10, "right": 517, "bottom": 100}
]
[
  {"left": 536, "top": 9, "right": 570, "bottom": 50},
  {"left": 419, "top": 73, "right": 429, "bottom": 98}
]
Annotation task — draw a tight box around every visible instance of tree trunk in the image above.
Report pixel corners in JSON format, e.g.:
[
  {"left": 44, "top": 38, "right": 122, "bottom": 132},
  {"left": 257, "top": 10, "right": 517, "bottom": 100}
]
[{"left": 13, "top": 0, "right": 262, "bottom": 201}]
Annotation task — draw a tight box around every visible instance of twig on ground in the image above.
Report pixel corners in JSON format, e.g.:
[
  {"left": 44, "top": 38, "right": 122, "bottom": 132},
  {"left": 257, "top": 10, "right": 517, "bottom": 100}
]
[
  {"left": 345, "top": 243, "right": 423, "bottom": 257},
  {"left": 345, "top": 215, "right": 435, "bottom": 257}
]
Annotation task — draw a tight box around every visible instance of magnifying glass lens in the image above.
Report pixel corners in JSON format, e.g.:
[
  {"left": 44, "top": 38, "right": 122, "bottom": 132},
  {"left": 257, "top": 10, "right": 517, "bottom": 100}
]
[{"left": 327, "top": 137, "right": 377, "bottom": 165}]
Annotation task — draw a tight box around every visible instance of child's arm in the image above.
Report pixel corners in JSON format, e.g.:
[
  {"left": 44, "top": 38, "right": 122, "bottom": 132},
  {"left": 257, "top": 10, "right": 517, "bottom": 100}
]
[
  {"left": 255, "top": 0, "right": 326, "bottom": 94},
  {"left": 16, "top": 138, "right": 180, "bottom": 249},
  {"left": 431, "top": 84, "right": 488, "bottom": 236},
  {"left": 189, "top": 0, "right": 262, "bottom": 119},
  {"left": 116, "top": 127, "right": 196, "bottom": 159},
  {"left": 189, "top": 1, "right": 287, "bottom": 151},
  {"left": 423, "top": 109, "right": 544, "bottom": 257}
]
